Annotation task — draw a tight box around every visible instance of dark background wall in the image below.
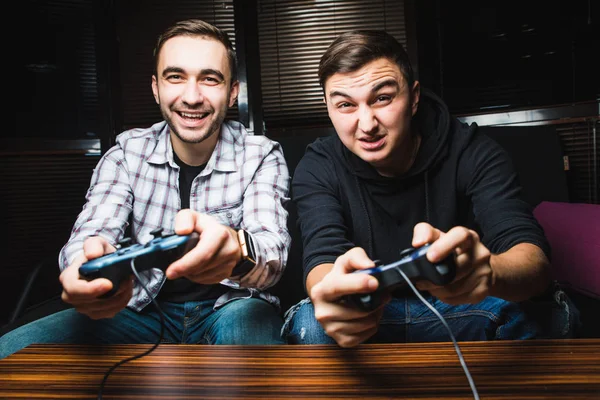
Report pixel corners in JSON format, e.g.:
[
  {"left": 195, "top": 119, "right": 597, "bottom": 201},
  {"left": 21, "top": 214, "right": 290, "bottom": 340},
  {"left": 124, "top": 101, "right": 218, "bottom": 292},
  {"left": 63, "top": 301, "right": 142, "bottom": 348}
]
[
  {"left": 415, "top": 0, "right": 598, "bottom": 113},
  {"left": 2, "top": 0, "right": 598, "bottom": 326}
]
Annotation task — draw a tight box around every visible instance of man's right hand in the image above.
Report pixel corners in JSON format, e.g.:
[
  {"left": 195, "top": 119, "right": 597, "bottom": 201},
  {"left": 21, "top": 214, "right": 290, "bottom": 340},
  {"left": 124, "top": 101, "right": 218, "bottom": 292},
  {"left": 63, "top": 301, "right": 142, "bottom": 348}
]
[
  {"left": 307, "top": 247, "right": 388, "bottom": 348},
  {"left": 59, "top": 237, "right": 133, "bottom": 319}
]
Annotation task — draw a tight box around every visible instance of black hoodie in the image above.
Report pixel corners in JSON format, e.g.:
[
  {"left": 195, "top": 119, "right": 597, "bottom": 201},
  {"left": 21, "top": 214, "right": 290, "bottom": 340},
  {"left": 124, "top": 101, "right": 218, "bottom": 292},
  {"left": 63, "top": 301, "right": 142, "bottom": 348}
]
[{"left": 292, "top": 89, "right": 549, "bottom": 286}]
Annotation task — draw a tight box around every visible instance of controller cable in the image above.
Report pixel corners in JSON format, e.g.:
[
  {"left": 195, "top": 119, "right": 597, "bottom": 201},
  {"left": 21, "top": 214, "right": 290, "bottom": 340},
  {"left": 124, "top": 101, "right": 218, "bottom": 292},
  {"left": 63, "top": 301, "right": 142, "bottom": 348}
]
[
  {"left": 97, "top": 259, "right": 167, "bottom": 400},
  {"left": 397, "top": 269, "right": 480, "bottom": 400},
  {"left": 93, "top": 261, "right": 480, "bottom": 399}
]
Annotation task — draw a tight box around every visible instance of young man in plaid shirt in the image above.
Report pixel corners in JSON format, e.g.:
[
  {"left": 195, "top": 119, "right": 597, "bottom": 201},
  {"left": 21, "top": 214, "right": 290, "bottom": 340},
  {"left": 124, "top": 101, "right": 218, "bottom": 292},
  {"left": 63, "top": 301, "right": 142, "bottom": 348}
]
[{"left": 1, "top": 19, "right": 290, "bottom": 358}]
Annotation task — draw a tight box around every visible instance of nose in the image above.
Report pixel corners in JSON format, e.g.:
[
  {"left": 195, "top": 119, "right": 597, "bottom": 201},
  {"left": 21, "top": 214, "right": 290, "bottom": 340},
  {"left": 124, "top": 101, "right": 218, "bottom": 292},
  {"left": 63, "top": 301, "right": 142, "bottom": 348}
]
[
  {"left": 181, "top": 79, "right": 204, "bottom": 105},
  {"left": 357, "top": 105, "right": 378, "bottom": 134}
]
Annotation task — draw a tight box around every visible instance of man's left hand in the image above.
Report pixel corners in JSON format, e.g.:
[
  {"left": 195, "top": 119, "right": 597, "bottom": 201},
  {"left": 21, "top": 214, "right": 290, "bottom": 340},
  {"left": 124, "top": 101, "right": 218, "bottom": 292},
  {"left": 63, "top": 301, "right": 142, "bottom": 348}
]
[
  {"left": 165, "top": 209, "right": 242, "bottom": 284},
  {"left": 411, "top": 222, "right": 494, "bottom": 305}
]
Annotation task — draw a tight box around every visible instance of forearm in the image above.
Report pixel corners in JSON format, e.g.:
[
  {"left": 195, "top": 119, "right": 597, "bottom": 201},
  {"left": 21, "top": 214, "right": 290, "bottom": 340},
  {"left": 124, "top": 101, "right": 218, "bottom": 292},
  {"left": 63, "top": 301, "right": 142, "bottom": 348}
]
[
  {"left": 306, "top": 263, "right": 334, "bottom": 297},
  {"left": 59, "top": 149, "right": 133, "bottom": 270},
  {"left": 230, "top": 228, "right": 291, "bottom": 290},
  {"left": 489, "top": 243, "right": 551, "bottom": 301},
  {"left": 231, "top": 146, "right": 291, "bottom": 290}
]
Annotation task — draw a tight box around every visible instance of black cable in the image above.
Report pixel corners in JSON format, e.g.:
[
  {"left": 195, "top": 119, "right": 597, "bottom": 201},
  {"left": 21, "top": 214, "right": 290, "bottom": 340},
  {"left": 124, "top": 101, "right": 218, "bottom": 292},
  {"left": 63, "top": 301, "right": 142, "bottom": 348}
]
[
  {"left": 92, "top": 260, "right": 479, "bottom": 399},
  {"left": 397, "top": 269, "right": 480, "bottom": 400},
  {"left": 97, "top": 259, "right": 167, "bottom": 400}
]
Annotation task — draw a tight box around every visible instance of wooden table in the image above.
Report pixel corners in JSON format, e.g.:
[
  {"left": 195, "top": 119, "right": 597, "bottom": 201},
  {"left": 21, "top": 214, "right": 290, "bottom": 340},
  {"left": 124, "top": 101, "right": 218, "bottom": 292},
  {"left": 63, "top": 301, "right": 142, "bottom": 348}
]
[{"left": 1, "top": 339, "right": 599, "bottom": 399}]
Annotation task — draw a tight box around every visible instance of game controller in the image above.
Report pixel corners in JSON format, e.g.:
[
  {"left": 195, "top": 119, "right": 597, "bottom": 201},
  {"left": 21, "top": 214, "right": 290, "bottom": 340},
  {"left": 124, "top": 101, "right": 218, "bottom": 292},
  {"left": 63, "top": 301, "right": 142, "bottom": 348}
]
[
  {"left": 79, "top": 228, "right": 200, "bottom": 298},
  {"left": 346, "top": 244, "right": 456, "bottom": 311}
]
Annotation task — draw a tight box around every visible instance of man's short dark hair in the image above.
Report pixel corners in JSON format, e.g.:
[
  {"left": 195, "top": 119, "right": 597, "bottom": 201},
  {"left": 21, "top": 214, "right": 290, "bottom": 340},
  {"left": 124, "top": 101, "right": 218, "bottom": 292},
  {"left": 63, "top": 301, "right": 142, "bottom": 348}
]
[
  {"left": 153, "top": 19, "right": 237, "bottom": 84},
  {"left": 318, "top": 30, "right": 414, "bottom": 91}
]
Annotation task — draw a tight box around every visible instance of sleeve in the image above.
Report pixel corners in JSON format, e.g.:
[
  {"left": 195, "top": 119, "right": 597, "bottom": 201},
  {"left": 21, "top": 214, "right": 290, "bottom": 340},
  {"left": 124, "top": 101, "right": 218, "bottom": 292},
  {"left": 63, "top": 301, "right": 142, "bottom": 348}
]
[
  {"left": 58, "top": 145, "right": 133, "bottom": 270},
  {"left": 292, "top": 146, "right": 354, "bottom": 287},
  {"left": 233, "top": 141, "right": 292, "bottom": 290},
  {"left": 457, "top": 132, "right": 551, "bottom": 258}
]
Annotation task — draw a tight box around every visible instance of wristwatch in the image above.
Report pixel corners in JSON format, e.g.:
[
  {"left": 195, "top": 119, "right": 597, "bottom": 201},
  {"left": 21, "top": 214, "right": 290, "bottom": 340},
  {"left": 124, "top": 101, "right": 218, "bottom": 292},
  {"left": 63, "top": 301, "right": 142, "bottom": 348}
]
[{"left": 233, "top": 229, "right": 256, "bottom": 276}]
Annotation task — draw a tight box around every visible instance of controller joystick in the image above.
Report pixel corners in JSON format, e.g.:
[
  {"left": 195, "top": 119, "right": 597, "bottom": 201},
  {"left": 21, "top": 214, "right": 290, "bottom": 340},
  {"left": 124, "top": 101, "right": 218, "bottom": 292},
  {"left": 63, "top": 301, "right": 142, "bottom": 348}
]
[
  {"left": 150, "top": 228, "right": 164, "bottom": 238},
  {"left": 117, "top": 237, "right": 133, "bottom": 248}
]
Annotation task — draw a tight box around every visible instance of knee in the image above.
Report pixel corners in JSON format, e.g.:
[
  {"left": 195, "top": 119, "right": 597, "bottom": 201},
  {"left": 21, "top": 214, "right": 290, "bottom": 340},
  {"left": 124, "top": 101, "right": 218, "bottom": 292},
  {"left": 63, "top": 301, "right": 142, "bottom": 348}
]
[
  {"left": 0, "top": 320, "right": 51, "bottom": 359},
  {"left": 213, "top": 298, "right": 284, "bottom": 345},
  {"left": 456, "top": 298, "right": 540, "bottom": 340},
  {"left": 226, "top": 298, "right": 282, "bottom": 326},
  {"left": 429, "top": 297, "right": 521, "bottom": 341},
  {"left": 0, "top": 328, "right": 23, "bottom": 359},
  {"left": 506, "top": 289, "right": 582, "bottom": 339},
  {"left": 283, "top": 302, "right": 335, "bottom": 345}
]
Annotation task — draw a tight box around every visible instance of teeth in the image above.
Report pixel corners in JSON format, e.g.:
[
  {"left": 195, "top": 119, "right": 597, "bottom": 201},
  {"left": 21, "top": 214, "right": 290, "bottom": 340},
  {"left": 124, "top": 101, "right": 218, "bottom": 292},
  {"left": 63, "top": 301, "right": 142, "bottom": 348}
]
[
  {"left": 180, "top": 112, "right": 208, "bottom": 118},
  {"left": 362, "top": 137, "right": 380, "bottom": 142}
]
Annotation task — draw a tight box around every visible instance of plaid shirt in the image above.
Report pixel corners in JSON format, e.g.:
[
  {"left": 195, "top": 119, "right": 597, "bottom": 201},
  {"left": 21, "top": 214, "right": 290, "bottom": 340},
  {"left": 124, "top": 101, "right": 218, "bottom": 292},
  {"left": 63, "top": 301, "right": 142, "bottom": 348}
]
[{"left": 59, "top": 120, "right": 291, "bottom": 311}]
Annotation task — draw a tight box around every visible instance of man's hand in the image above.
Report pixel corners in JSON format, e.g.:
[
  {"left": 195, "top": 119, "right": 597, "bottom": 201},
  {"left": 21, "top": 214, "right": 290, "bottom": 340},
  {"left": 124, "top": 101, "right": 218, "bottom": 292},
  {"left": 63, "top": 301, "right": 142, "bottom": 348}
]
[
  {"left": 412, "top": 222, "right": 493, "bottom": 305},
  {"left": 308, "top": 248, "right": 388, "bottom": 348},
  {"left": 166, "top": 209, "right": 242, "bottom": 284},
  {"left": 60, "top": 237, "right": 133, "bottom": 319}
]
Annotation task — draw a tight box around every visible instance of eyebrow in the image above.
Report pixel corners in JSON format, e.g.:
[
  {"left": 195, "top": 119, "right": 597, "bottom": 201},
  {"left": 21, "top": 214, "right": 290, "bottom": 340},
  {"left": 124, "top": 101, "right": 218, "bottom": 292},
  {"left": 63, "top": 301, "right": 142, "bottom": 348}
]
[
  {"left": 200, "top": 68, "right": 225, "bottom": 82},
  {"left": 371, "top": 79, "right": 400, "bottom": 93},
  {"left": 328, "top": 78, "right": 400, "bottom": 99},
  {"left": 328, "top": 89, "right": 351, "bottom": 99},
  {"left": 161, "top": 66, "right": 184, "bottom": 77},
  {"left": 161, "top": 67, "right": 226, "bottom": 82}
]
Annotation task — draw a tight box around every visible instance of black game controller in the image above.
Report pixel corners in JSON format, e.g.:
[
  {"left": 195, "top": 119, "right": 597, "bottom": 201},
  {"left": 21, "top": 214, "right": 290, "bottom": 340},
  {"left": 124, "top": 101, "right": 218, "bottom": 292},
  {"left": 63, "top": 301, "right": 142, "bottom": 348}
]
[
  {"left": 346, "top": 244, "right": 456, "bottom": 311},
  {"left": 79, "top": 228, "right": 200, "bottom": 298}
]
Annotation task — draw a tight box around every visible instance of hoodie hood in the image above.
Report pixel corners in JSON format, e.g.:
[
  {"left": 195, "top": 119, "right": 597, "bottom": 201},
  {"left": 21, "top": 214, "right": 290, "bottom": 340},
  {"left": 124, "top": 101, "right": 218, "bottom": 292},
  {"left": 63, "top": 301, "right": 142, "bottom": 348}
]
[
  {"left": 295, "top": 87, "right": 547, "bottom": 276},
  {"left": 335, "top": 88, "right": 454, "bottom": 182}
]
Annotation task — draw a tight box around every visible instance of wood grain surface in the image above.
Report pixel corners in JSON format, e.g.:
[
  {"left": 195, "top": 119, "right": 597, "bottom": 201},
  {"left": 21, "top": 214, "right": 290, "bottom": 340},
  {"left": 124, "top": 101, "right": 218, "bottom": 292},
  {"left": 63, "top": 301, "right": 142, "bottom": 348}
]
[{"left": 1, "top": 339, "right": 599, "bottom": 399}]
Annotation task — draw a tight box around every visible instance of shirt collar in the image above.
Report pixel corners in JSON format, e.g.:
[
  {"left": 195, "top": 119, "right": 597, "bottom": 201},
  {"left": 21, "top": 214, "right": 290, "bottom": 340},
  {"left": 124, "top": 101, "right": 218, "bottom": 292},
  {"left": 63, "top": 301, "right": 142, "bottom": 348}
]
[{"left": 145, "top": 120, "right": 245, "bottom": 173}]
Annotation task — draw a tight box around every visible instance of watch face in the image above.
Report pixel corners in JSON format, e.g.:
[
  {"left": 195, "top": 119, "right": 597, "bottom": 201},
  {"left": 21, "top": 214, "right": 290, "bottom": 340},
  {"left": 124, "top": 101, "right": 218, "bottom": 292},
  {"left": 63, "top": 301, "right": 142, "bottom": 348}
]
[
  {"left": 243, "top": 230, "right": 256, "bottom": 263},
  {"left": 238, "top": 229, "right": 256, "bottom": 263},
  {"left": 232, "top": 230, "right": 256, "bottom": 276}
]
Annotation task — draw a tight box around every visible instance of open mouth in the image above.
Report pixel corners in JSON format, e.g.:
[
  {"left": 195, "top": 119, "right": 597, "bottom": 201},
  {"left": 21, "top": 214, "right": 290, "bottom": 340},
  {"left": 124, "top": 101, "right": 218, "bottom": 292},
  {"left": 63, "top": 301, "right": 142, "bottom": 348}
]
[
  {"left": 360, "top": 135, "right": 384, "bottom": 143},
  {"left": 178, "top": 111, "right": 209, "bottom": 121},
  {"left": 359, "top": 135, "right": 386, "bottom": 150}
]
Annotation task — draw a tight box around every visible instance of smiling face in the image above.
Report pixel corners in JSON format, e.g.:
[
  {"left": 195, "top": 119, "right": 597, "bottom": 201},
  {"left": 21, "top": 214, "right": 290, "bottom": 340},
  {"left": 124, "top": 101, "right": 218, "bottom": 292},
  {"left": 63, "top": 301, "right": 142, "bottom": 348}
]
[
  {"left": 324, "top": 57, "right": 420, "bottom": 176},
  {"left": 151, "top": 35, "right": 239, "bottom": 162}
]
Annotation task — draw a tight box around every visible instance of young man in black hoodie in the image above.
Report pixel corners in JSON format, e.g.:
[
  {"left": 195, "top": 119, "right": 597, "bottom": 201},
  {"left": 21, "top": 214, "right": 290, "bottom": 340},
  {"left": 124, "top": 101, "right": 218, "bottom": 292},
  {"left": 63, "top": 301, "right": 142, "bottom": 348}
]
[{"left": 282, "top": 30, "right": 579, "bottom": 347}]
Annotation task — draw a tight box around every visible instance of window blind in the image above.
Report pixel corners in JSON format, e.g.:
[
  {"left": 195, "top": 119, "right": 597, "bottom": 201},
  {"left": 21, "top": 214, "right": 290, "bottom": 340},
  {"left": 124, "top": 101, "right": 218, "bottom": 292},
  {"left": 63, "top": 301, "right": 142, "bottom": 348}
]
[
  {"left": 557, "top": 119, "right": 600, "bottom": 204},
  {"left": 257, "top": 0, "right": 406, "bottom": 132}
]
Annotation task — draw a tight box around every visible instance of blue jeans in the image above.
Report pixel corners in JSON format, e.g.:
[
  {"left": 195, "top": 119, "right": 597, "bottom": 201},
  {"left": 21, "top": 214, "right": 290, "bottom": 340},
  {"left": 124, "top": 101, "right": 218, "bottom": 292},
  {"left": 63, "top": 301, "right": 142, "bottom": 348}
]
[
  {"left": 282, "top": 286, "right": 581, "bottom": 344},
  {"left": 0, "top": 298, "right": 284, "bottom": 359}
]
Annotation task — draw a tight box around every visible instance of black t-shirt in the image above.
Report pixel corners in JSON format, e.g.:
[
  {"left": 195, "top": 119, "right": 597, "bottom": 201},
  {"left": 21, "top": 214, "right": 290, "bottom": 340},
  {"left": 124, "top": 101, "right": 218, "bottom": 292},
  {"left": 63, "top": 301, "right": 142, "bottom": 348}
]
[{"left": 156, "top": 151, "right": 228, "bottom": 302}]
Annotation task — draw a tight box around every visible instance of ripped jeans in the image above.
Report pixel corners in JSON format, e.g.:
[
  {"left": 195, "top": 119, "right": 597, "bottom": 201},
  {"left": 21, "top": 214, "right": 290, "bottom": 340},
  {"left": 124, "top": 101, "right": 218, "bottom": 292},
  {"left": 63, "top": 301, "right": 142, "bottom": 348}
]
[{"left": 282, "top": 283, "right": 581, "bottom": 344}]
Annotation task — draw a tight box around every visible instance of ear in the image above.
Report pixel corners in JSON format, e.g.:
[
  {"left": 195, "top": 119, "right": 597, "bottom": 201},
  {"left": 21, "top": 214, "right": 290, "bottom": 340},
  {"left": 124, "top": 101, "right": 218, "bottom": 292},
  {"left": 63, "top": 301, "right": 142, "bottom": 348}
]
[
  {"left": 228, "top": 80, "right": 240, "bottom": 108},
  {"left": 151, "top": 75, "right": 160, "bottom": 105},
  {"left": 410, "top": 81, "right": 420, "bottom": 116}
]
